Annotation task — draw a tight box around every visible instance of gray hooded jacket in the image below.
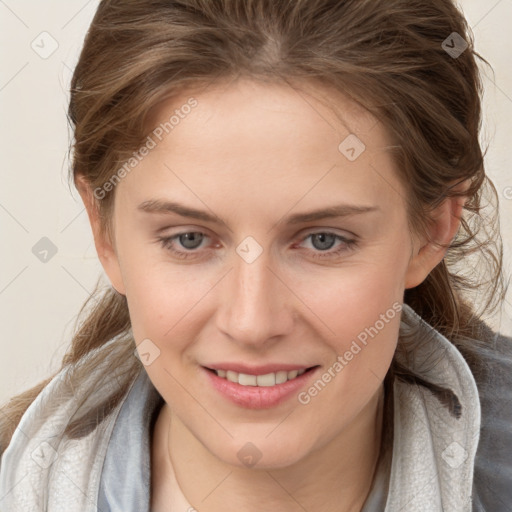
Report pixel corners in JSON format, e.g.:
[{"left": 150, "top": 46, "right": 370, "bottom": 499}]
[{"left": 0, "top": 303, "right": 511, "bottom": 511}]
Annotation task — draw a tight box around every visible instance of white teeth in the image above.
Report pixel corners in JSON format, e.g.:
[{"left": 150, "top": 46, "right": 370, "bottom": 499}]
[
  {"left": 256, "top": 373, "right": 275, "bottom": 387},
  {"left": 226, "top": 370, "right": 238, "bottom": 383},
  {"left": 275, "top": 370, "right": 288, "bottom": 384},
  {"left": 214, "top": 368, "right": 308, "bottom": 386},
  {"left": 238, "top": 373, "right": 257, "bottom": 386}
]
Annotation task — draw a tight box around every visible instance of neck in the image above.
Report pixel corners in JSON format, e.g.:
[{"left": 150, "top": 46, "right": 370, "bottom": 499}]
[{"left": 154, "top": 384, "right": 386, "bottom": 512}]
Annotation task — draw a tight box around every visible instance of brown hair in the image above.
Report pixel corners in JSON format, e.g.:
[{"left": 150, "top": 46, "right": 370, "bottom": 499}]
[{"left": 0, "top": 0, "right": 507, "bottom": 451}]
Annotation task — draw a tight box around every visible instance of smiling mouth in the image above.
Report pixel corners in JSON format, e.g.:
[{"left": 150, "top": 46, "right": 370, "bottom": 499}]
[{"left": 205, "top": 366, "right": 319, "bottom": 387}]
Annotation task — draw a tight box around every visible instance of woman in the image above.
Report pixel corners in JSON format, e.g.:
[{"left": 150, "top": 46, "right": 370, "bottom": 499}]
[{"left": 1, "top": 0, "right": 511, "bottom": 510}]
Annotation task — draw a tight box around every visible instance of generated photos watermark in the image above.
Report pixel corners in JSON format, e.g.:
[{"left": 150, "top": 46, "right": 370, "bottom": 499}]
[
  {"left": 94, "top": 97, "right": 198, "bottom": 200},
  {"left": 297, "top": 301, "right": 403, "bottom": 405}
]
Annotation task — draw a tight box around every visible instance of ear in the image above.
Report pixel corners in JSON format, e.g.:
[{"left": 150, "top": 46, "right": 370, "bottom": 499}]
[
  {"left": 405, "top": 180, "right": 470, "bottom": 289},
  {"left": 75, "top": 175, "right": 126, "bottom": 295}
]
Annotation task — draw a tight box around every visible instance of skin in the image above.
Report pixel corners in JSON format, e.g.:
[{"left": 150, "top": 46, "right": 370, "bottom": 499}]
[{"left": 77, "top": 77, "right": 466, "bottom": 512}]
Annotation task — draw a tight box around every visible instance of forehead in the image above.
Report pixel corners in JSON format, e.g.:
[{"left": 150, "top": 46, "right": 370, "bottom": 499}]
[
  {"left": 116, "top": 77, "right": 406, "bottom": 218},
  {"left": 147, "top": 76, "right": 390, "bottom": 150}
]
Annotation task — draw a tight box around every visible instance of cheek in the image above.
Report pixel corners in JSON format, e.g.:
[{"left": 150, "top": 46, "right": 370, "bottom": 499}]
[
  {"left": 289, "top": 250, "right": 406, "bottom": 398},
  {"left": 293, "top": 251, "right": 407, "bottom": 342},
  {"left": 303, "top": 292, "right": 402, "bottom": 430},
  {"left": 319, "top": 286, "right": 401, "bottom": 392},
  {"left": 118, "top": 231, "right": 211, "bottom": 340},
  {"left": 126, "top": 270, "right": 205, "bottom": 345}
]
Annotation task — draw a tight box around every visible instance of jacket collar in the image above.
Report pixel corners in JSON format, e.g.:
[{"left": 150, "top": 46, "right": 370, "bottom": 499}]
[
  {"left": 386, "top": 304, "right": 481, "bottom": 510},
  {"left": 0, "top": 303, "right": 481, "bottom": 511}
]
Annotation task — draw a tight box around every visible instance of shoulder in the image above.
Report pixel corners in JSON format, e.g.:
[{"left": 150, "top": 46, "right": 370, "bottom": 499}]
[
  {"left": 0, "top": 334, "right": 142, "bottom": 511},
  {"left": 469, "top": 326, "right": 512, "bottom": 511}
]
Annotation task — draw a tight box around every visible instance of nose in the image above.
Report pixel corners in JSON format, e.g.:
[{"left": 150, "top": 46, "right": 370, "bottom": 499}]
[{"left": 215, "top": 248, "right": 295, "bottom": 349}]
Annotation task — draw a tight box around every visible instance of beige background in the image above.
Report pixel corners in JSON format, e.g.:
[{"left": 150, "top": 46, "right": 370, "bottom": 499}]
[{"left": 1, "top": 0, "right": 511, "bottom": 404}]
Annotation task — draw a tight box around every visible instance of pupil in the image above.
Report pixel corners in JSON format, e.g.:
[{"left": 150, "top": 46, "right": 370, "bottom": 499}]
[
  {"left": 180, "top": 232, "right": 203, "bottom": 249},
  {"left": 313, "top": 233, "right": 335, "bottom": 251}
]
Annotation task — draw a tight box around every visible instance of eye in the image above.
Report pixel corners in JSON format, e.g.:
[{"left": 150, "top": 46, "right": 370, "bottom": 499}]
[
  {"left": 156, "top": 230, "right": 358, "bottom": 261},
  {"left": 157, "top": 231, "right": 211, "bottom": 260},
  {"left": 297, "top": 232, "right": 358, "bottom": 260}
]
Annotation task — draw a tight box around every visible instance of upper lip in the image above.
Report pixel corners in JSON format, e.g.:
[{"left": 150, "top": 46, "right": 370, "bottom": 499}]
[{"left": 204, "top": 363, "right": 317, "bottom": 375}]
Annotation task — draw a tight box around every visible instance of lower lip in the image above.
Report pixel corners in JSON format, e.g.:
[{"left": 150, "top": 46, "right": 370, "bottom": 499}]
[{"left": 202, "top": 366, "right": 319, "bottom": 409}]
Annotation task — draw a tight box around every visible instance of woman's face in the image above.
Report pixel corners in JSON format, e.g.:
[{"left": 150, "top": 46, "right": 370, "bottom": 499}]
[{"left": 102, "top": 78, "right": 426, "bottom": 468}]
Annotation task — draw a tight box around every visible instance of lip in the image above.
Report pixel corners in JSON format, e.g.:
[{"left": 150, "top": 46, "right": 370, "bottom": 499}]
[{"left": 202, "top": 365, "right": 320, "bottom": 409}]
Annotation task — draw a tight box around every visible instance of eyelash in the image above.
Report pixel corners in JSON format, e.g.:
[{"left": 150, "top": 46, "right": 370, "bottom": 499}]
[{"left": 156, "top": 231, "right": 358, "bottom": 261}]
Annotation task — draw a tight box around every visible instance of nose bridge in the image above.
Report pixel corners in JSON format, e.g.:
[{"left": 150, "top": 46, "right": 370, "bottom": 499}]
[{"left": 216, "top": 247, "right": 293, "bottom": 346}]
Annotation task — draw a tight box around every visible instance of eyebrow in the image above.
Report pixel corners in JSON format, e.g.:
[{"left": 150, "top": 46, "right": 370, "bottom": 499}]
[{"left": 137, "top": 199, "right": 379, "bottom": 225}]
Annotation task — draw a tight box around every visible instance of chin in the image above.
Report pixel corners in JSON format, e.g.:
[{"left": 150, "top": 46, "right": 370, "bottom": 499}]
[{"left": 207, "top": 435, "right": 313, "bottom": 471}]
